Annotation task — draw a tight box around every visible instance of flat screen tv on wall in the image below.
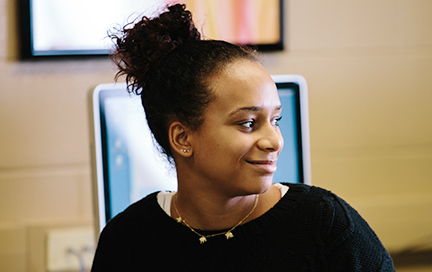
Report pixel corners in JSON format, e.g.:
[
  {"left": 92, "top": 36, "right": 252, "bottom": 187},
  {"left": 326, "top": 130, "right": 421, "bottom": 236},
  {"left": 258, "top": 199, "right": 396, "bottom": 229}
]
[{"left": 19, "top": 0, "right": 284, "bottom": 59}]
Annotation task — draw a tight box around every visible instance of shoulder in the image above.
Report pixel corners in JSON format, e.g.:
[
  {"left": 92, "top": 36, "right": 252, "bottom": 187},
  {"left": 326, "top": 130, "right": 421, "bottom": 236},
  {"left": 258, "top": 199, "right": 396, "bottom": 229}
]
[
  {"left": 92, "top": 192, "right": 163, "bottom": 270},
  {"left": 271, "top": 183, "right": 353, "bottom": 240},
  {"left": 281, "top": 183, "right": 366, "bottom": 240},
  {"left": 281, "top": 183, "right": 394, "bottom": 271},
  {"left": 281, "top": 183, "right": 353, "bottom": 212},
  {"left": 280, "top": 182, "right": 334, "bottom": 199},
  {"left": 104, "top": 192, "right": 161, "bottom": 230},
  {"left": 97, "top": 191, "right": 167, "bottom": 245},
  {"left": 280, "top": 183, "right": 379, "bottom": 252},
  {"left": 279, "top": 183, "right": 342, "bottom": 212}
]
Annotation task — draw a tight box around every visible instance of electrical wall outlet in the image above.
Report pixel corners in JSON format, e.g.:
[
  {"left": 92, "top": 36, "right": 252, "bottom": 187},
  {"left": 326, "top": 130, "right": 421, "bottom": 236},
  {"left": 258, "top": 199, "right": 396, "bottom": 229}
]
[{"left": 46, "top": 227, "right": 95, "bottom": 272}]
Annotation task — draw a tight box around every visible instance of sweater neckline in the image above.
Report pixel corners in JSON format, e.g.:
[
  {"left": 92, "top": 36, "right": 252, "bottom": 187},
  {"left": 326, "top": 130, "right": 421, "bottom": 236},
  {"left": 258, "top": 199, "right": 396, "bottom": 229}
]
[
  {"left": 156, "top": 182, "right": 289, "bottom": 217},
  {"left": 151, "top": 183, "right": 310, "bottom": 238}
]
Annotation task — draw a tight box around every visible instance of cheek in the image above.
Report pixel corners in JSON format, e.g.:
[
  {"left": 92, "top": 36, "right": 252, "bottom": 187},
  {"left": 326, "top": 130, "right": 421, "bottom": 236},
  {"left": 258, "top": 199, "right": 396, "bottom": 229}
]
[
  {"left": 193, "top": 124, "right": 253, "bottom": 159},
  {"left": 223, "top": 136, "right": 255, "bottom": 161},
  {"left": 201, "top": 135, "right": 246, "bottom": 162},
  {"left": 193, "top": 131, "right": 220, "bottom": 157}
]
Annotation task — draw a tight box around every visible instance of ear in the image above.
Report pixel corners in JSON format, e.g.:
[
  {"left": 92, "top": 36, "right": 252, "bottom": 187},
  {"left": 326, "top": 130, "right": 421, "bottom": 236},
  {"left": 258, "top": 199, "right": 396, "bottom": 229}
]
[{"left": 169, "top": 121, "right": 193, "bottom": 157}]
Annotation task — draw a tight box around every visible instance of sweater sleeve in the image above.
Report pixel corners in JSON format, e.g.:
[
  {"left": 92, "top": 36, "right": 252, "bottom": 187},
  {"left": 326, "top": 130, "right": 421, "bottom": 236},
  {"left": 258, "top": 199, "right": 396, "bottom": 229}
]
[{"left": 322, "top": 193, "right": 395, "bottom": 272}]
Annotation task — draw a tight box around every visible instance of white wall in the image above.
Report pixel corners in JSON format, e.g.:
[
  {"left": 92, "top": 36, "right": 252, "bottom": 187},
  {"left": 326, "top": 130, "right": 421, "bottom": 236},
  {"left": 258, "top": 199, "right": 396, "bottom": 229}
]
[{"left": 1, "top": 0, "right": 432, "bottom": 271}]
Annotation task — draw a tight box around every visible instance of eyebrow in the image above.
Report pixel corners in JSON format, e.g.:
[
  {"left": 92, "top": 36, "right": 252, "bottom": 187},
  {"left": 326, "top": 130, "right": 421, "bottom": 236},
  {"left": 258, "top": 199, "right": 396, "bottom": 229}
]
[{"left": 227, "top": 105, "right": 282, "bottom": 117}]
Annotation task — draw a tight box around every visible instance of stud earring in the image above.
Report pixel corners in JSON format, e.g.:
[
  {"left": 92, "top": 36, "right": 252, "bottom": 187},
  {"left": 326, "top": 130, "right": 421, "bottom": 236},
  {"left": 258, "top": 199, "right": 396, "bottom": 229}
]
[{"left": 180, "top": 149, "right": 190, "bottom": 153}]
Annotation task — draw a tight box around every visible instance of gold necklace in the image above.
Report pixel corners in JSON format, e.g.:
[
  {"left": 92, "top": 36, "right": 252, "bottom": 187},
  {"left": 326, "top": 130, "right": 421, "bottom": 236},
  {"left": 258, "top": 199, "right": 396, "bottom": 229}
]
[{"left": 173, "top": 193, "right": 259, "bottom": 244}]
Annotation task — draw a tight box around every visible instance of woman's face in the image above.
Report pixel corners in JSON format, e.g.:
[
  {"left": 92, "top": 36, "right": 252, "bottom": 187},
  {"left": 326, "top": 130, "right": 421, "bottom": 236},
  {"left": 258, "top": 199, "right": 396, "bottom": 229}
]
[{"left": 188, "top": 59, "right": 284, "bottom": 197}]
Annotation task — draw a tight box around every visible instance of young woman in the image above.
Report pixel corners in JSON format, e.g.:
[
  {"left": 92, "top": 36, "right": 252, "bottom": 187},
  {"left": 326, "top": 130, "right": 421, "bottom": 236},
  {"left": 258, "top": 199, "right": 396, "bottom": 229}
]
[{"left": 91, "top": 4, "right": 394, "bottom": 271}]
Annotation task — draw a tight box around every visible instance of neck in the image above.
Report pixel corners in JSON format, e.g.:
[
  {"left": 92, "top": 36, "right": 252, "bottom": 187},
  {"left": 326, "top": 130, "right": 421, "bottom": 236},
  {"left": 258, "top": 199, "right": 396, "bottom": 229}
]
[
  {"left": 171, "top": 163, "right": 282, "bottom": 231},
  {"left": 172, "top": 190, "right": 259, "bottom": 231}
]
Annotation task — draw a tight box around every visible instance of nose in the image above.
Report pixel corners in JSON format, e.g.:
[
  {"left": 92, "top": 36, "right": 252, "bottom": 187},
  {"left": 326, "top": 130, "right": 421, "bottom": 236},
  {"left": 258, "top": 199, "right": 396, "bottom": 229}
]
[{"left": 257, "top": 123, "right": 283, "bottom": 152}]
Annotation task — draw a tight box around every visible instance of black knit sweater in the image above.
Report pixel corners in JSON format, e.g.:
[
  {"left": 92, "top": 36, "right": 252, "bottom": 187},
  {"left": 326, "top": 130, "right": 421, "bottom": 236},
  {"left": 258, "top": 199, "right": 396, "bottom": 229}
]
[{"left": 91, "top": 184, "right": 394, "bottom": 271}]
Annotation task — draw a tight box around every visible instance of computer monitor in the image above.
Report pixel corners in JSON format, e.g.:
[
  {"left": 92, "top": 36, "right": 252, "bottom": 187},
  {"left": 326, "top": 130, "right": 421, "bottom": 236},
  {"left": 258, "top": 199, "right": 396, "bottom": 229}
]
[{"left": 90, "top": 74, "right": 311, "bottom": 234}]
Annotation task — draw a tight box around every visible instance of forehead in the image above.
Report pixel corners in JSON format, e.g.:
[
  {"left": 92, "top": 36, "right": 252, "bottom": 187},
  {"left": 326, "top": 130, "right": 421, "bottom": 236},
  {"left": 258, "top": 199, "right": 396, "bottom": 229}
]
[{"left": 208, "top": 59, "right": 280, "bottom": 114}]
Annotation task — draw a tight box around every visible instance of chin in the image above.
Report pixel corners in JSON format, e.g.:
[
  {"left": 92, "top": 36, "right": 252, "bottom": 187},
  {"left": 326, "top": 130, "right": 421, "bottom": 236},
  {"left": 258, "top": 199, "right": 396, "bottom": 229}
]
[
  {"left": 229, "top": 175, "right": 274, "bottom": 196},
  {"left": 253, "top": 176, "right": 274, "bottom": 195}
]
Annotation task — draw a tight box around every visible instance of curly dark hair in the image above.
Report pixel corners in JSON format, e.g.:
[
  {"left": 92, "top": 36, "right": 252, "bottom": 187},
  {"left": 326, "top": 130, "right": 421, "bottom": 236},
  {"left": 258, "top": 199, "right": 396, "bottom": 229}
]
[{"left": 110, "top": 4, "right": 259, "bottom": 160}]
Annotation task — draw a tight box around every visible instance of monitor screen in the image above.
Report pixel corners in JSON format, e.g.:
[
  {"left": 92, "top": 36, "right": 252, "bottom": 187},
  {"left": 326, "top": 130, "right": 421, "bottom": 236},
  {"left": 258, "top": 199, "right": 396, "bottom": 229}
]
[
  {"left": 90, "top": 75, "right": 310, "bottom": 233},
  {"left": 20, "top": 0, "right": 283, "bottom": 58}
]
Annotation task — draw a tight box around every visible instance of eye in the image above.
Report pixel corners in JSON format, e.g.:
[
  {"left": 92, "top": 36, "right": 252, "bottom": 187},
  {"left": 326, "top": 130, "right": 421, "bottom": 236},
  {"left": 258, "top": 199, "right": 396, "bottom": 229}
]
[
  {"left": 239, "top": 120, "right": 255, "bottom": 129},
  {"left": 272, "top": 116, "right": 283, "bottom": 126}
]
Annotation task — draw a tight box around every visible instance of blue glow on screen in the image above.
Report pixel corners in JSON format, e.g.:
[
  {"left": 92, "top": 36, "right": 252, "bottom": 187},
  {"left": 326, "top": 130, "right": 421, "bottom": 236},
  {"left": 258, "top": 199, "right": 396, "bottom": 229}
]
[
  {"left": 104, "top": 99, "right": 131, "bottom": 216},
  {"left": 104, "top": 96, "right": 177, "bottom": 217},
  {"left": 273, "top": 88, "right": 300, "bottom": 184}
]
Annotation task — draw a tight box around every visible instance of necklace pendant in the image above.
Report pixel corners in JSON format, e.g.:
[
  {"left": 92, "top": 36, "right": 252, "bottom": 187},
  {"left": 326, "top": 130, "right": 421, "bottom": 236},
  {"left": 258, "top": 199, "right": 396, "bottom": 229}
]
[
  {"left": 199, "top": 236, "right": 207, "bottom": 244},
  {"left": 225, "top": 231, "right": 234, "bottom": 240},
  {"left": 176, "top": 217, "right": 183, "bottom": 223}
]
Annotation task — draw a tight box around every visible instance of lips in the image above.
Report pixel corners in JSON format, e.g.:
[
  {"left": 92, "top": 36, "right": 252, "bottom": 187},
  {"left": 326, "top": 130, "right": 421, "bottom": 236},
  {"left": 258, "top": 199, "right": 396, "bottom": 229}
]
[
  {"left": 247, "top": 160, "right": 276, "bottom": 165},
  {"left": 246, "top": 159, "right": 277, "bottom": 173}
]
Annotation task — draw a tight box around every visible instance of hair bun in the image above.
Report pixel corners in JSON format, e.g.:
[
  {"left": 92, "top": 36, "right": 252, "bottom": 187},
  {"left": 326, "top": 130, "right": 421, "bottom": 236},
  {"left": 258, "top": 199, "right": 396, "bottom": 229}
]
[
  {"left": 159, "top": 4, "right": 201, "bottom": 46},
  {"left": 111, "top": 4, "right": 201, "bottom": 93}
]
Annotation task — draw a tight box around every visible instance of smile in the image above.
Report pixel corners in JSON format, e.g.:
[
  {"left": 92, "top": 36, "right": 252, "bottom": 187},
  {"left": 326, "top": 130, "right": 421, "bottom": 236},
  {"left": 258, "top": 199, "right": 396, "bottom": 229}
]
[{"left": 245, "top": 160, "right": 277, "bottom": 173}]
